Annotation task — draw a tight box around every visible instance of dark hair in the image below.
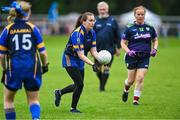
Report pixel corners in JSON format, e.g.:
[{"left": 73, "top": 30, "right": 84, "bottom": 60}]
[
  {"left": 74, "top": 15, "right": 83, "bottom": 29},
  {"left": 74, "top": 12, "right": 94, "bottom": 30}
]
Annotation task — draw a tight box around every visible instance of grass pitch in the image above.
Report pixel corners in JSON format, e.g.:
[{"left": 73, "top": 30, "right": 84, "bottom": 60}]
[{"left": 0, "top": 36, "right": 180, "bottom": 119}]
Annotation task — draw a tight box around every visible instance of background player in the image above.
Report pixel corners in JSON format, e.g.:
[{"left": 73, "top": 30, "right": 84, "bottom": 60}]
[
  {"left": 121, "top": 6, "right": 158, "bottom": 105},
  {"left": 93, "top": 1, "right": 121, "bottom": 91}
]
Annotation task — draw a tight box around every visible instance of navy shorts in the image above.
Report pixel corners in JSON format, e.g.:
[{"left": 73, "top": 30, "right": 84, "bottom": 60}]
[
  {"left": 4, "top": 72, "right": 42, "bottom": 91},
  {"left": 125, "top": 52, "right": 150, "bottom": 70}
]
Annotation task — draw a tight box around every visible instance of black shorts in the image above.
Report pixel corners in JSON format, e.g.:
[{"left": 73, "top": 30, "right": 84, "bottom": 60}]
[{"left": 125, "top": 52, "right": 150, "bottom": 70}]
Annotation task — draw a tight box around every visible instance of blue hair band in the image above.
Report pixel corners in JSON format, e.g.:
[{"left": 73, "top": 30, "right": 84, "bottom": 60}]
[{"left": 1, "top": 1, "right": 28, "bottom": 17}]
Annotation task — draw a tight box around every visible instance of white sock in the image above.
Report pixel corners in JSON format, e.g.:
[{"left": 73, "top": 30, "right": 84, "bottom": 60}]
[
  {"left": 133, "top": 90, "right": 141, "bottom": 102},
  {"left": 125, "top": 79, "right": 130, "bottom": 86},
  {"left": 134, "top": 90, "right": 141, "bottom": 97}
]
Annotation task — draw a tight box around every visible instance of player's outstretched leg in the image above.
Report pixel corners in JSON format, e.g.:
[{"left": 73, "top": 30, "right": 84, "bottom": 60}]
[
  {"left": 122, "top": 91, "right": 129, "bottom": 102},
  {"left": 122, "top": 79, "right": 131, "bottom": 102}
]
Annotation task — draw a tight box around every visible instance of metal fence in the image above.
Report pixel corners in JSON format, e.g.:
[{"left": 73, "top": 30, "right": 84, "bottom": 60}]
[{"left": 1, "top": 14, "right": 180, "bottom": 38}]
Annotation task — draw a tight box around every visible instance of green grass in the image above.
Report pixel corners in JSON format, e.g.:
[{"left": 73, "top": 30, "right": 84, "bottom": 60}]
[{"left": 0, "top": 36, "right": 180, "bottom": 119}]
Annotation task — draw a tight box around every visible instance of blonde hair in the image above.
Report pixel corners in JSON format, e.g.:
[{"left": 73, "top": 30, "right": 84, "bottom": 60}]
[
  {"left": 7, "top": 1, "right": 31, "bottom": 23},
  {"left": 133, "top": 6, "right": 146, "bottom": 15}
]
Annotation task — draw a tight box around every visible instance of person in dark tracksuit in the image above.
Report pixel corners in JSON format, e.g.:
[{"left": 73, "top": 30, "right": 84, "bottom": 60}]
[
  {"left": 54, "top": 12, "right": 99, "bottom": 113},
  {"left": 0, "top": 1, "right": 49, "bottom": 119},
  {"left": 121, "top": 6, "right": 158, "bottom": 105},
  {"left": 93, "top": 1, "right": 121, "bottom": 91}
]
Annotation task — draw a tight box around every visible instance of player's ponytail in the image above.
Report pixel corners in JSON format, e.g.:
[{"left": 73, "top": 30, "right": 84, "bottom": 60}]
[
  {"left": 74, "top": 15, "right": 83, "bottom": 30},
  {"left": 7, "top": 8, "right": 17, "bottom": 23},
  {"left": 18, "top": 1, "right": 31, "bottom": 18},
  {"left": 6, "top": 1, "right": 31, "bottom": 23}
]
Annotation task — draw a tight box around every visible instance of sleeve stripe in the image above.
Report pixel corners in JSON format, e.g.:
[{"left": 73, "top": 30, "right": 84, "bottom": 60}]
[
  {"left": 38, "top": 47, "right": 45, "bottom": 52},
  {"left": 73, "top": 45, "right": 79, "bottom": 49},
  {"left": 37, "top": 42, "right": 45, "bottom": 49},
  {"left": 0, "top": 45, "right": 8, "bottom": 51},
  {"left": 92, "top": 41, "right": 96, "bottom": 45},
  {"left": 73, "top": 45, "right": 84, "bottom": 49},
  {"left": 74, "top": 48, "right": 84, "bottom": 51}
]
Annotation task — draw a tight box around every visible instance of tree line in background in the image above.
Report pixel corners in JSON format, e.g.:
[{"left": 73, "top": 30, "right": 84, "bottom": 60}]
[{"left": 0, "top": 0, "right": 180, "bottom": 15}]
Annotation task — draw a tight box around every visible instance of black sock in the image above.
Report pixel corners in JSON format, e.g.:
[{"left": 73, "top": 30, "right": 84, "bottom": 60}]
[
  {"left": 96, "top": 71, "right": 102, "bottom": 80},
  {"left": 97, "top": 72, "right": 103, "bottom": 90},
  {"left": 101, "top": 73, "right": 109, "bottom": 91}
]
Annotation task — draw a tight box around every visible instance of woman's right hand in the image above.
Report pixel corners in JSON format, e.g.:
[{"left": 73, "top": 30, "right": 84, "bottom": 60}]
[{"left": 92, "top": 64, "right": 100, "bottom": 72}]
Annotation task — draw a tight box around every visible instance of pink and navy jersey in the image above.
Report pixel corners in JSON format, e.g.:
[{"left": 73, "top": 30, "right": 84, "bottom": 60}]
[
  {"left": 122, "top": 22, "right": 157, "bottom": 53},
  {"left": 0, "top": 18, "right": 45, "bottom": 77}
]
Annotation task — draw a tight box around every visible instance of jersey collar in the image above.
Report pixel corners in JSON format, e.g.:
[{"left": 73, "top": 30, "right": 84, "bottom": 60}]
[
  {"left": 134, "top": 21, "right": 146, "bottom": 26},
  {"left": 81, "top": 24, "right": 92, "bottom": 35},
  {"left": 14, "top": 18, "right": 28, "bottom": 23}
]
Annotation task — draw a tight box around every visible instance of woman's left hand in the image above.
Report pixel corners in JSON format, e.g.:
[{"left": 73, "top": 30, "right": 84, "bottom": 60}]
[{"left": 150, "top": 48, "right": 157, "bottom": 57}]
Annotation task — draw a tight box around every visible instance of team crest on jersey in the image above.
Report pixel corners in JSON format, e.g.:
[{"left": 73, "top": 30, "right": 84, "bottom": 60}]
[
  {"left": 146, "top": 27, "right": 150, "bottom": 31},
  {"left": 96, "top": 24, "right": 102, "bottom": 27},
  {"left": 106, "top": 23, "right": 112, "bottom": 26},
  {"left": 132, "top": 29, "right": 137, "bottom": 31},
  {"left": 77, "top": 38, "right": 80, "bottom": 44}
]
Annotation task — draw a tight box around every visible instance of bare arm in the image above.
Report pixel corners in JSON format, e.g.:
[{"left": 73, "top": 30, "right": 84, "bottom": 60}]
[
  {"left": 0, "top": 54, "right": 6, "bottom": 70},
  {"left": 121, "top": 39, "right": 130, "bottom": 53},
  {"left": 90, "top": 47, "right": 99, "bottom": 60},
  {"left": 77, "top": 50, "right": 94, "bottom": 66},
  {"left": 152, "top": 37, "right": 158, "bottom": 50},
  {"left": 39, "top": 50, "right": 48, "bottom": 66}
]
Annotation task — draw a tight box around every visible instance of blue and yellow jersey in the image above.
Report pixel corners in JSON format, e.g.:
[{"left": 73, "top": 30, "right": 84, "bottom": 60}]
[
  {"left": 62, "top": 25, "right": 96, "bottom": 69},
  {"left": 0, "top": 18, "right": 46, "bottom": 77},
  {"left": 65, "top": 24, "right": 96, "bottom": 58},
  {"left": 122, "top": 22, "right": 157, "bottom": 53}
]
